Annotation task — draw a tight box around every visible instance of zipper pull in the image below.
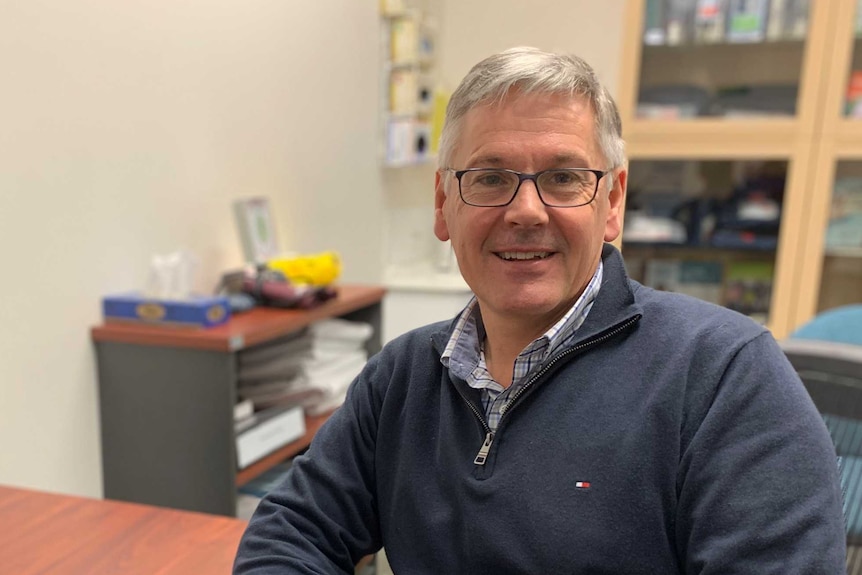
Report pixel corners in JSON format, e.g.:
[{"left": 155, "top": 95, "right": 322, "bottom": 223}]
[{"left": 474, "top": 432, "right": 494, "bottom": 466}]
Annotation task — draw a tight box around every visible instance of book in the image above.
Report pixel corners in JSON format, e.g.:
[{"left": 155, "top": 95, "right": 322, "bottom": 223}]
[
  {"left": 695, "top": 0, "right": 726, "bottom": 43},
  {"left": 726, "top": 0, "right": 769, "bottom": 43},
  {"left": 389, "top": 17, "right": 418, "bottom": 65},
  {"left": 644, "top": 259, "right": 681, "bottom": 293},
  {"left": 643, "top": 259, "right": 723, "bottom": 305},
  {"left": 308, "top": 318, "right": 374, "bottom": 341},
  {"left": 386, "top": 117, "right": 416, "bottom": 165},
  {"left": 429, "top": 89, "right": 449, "bottom": 156},
  {"left": 389, "top": 69, "right": 419, "bottom": 115},
  {"left": 379, "top": 0, "right": 405, "bottom": 17},
  {"left": 846, "top": 71, "right": 862, "bottom": 118},
  {"left": 234, "top": 398, "right": 254, "bottom": 422},
  {"left": 677, "top": 260, "right": 723, "bottom": 304},
  {"left": 238, "top": 460, "right": 294, "bottom": 498},
  {"left": 665, "top": 0, "right": 695, "bottom": 45},
  {"left": 235, "top": 404, "right": 305, "bottom": 469},
  {"left": 643, "top": 0, "right": 667, "bottom": 45},
  {"left": 786, "top": 0, "right": 809, "bottom": 39},
  {"left": 766, "top": 0, "right": 786, "bottom": 40},
  {"left": 236, "top": 460, "right": 295, "bottom": 520},
  {"left": 722, "top": 260, "right": 774, "bottom": 323},
  {"left": 825, "top": 177, "right": 862, "bottom": 249},
  {"left": 771, "top": 0, "right": 808, "bottom": 40}
]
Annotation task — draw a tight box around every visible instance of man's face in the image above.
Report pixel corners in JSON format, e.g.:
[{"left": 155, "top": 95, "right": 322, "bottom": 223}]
[{"left": 434, "top": 91, "right": 626, "bottom": 332}]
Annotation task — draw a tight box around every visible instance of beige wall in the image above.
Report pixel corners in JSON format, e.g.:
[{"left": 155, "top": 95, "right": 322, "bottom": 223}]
[
  {"left": 385, "top": 0, "right": 628, "bottom": 269},
  {"left": 0, "top": 0, "right": 626, "bottom": 499},
  {"left": 0, "top": 1, "right": 383, "bottom": 497},
  {"left": 437, "top": 1, "right": 627, "bottom": 98}
]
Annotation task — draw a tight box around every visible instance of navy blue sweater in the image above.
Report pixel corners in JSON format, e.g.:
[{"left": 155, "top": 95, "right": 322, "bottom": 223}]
[{"left": 234, "top": 245, "right": 846, "bottom": 574}]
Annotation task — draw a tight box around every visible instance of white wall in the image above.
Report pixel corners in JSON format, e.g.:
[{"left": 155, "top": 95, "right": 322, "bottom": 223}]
[{"left": 0, "top": 1, "right": 383, "bottom": 497}]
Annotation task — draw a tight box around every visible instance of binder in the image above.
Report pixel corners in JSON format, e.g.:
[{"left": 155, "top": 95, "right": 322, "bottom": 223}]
[
  {"left": 726, "top": 0, "right": 769, "bottom": 43},
  {"left": 390, "top": 18, "right": 418, "bottom": 64},
  {"left": 235, "top": 404, "right": 305, "bottom": 469},
  {"left": 389, "top": 69, "right": 418, "bottom": 115}
]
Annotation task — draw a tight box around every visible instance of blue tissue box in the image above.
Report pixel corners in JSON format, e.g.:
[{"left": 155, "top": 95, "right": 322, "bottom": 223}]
[{"left": 102, "top": 293, "right": 231, "bottom": 329}]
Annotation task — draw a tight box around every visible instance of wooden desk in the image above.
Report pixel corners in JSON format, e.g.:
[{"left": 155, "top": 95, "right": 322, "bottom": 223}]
[{"left": 0, "top": 485, "right": 247, "bottom": 574}]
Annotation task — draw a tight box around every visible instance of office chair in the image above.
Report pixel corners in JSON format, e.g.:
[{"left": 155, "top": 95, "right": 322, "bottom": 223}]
[{"left": 782, "top": 334, "right": 862, "bottom": 573}]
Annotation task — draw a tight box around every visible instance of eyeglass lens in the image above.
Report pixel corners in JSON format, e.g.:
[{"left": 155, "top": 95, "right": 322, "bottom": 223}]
[{"left": 459, "top": 169, "right": 598, "bottom": 207}]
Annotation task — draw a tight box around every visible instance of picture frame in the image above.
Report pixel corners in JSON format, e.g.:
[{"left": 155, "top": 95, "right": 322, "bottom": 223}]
[{"left": 233, "top": 197, "right": 280, "bottom": 265}]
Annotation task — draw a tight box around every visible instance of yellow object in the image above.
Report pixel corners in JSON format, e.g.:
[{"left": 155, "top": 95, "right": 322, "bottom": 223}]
[
  {"left": 267, "top": 251, "right": 342, "bottom": 286},
  {"left": 430, "top": 89, "right": 450, "bottom": 156}
]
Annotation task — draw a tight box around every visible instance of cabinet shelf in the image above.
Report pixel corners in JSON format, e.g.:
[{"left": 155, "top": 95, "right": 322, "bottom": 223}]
[
  {"left": 236, "top": 411, "right": 332, "bottom": 487},
  {"left": 834, "top": 121, "right": 862, "bottom": 157},
  {"left": 625, "top": 118, "right": 801, "bottom": 158},
  {"left": 623, "top": 242, "right": 777, "bottom": 255},
  {"left": 91, "top": 284, "right": 386, "bottom": 352},
  {"left": 643, "top": 38, "right": 806, "bottom": 50},
  {"left": 92, "top": 283, "right": 386, "bottom": 517},
  {"left": 639, "top": 39, "right": 805, "bottom": 106},
  {"left": 825, "top": 246, "right": 862, "bottom": 259}
]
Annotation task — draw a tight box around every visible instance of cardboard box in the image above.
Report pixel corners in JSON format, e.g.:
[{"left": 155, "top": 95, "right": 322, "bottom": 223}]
[{"left": 102, "top": 293, "right": 231, "bottom": 329}]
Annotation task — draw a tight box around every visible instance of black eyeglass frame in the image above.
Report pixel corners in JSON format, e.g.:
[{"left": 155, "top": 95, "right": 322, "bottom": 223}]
[{"left": 444, "top": 167, "right": 610, "bottom": 208}]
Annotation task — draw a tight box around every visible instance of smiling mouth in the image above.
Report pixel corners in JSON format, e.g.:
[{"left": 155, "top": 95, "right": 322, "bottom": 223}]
[{"left": 496, "top": 251, "right": 552, "bottom": 261}]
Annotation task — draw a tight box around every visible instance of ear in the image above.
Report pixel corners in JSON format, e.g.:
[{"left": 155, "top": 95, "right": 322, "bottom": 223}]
[
  {"left": 603, "top": 167, "right": 627, "bottom": 243},
  {"left": 434, "top": 170, "right": 451, "bottom": 242}
]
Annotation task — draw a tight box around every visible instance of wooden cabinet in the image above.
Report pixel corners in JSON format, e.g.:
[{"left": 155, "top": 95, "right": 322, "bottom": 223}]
[
  {"left": 91, "top": 284, "right": 385, "bottom": 517},
  {"left": 794, "top": 0, "right": 862, "bottom": 328},
  {"left": 616, "top": 0, "right": 862, "bottom": 339},
  {"left": 382, "top": 288, "right": 473, "bottom": 344}
]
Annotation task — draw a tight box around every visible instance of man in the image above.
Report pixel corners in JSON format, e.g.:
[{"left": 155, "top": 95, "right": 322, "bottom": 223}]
[{"left": 234, "top": 47, "right": 846, "bottom": 574}]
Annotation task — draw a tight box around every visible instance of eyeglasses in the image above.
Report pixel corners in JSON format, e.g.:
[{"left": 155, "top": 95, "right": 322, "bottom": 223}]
[{"left": 445, "top": 168, "right": 608, "bottom": 208}]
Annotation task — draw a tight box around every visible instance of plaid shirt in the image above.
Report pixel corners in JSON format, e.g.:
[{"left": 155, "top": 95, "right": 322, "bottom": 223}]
[{"left": 441, "top": 261, "right": 603, "bottom": 431}]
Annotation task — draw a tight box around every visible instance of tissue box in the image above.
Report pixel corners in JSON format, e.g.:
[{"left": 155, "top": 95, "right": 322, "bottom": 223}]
[{"left": 102, "top": 293, "right": 231, "bottom": 329}]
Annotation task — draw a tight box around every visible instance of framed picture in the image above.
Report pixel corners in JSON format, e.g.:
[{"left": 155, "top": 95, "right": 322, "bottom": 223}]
[{"left": 233, "top": 197, "right": 279, "bottom": 265}]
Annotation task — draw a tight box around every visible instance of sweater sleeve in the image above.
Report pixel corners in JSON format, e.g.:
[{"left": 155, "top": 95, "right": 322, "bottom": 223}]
[
  {"left": 677, "top": 331, "right": 846, "bottom": 574},
  {"left": 233, "top": 354, "right": 384, "bottom": 575}
]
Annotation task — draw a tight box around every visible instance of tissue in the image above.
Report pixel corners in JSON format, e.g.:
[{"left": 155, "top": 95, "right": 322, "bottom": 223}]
[
  {"left": 102, "top": 250, "right": 230, "bottom": 329},
  {"left": 144, "top": 250, "right": 200, "bottom": 300}
]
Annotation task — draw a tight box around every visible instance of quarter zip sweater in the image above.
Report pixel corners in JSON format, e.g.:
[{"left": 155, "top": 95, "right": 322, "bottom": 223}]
[{"left": 234, "top": 245, "right": 846, "bottom": 575}]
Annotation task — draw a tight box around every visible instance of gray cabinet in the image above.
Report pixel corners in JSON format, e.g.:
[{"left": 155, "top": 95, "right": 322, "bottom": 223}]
[{"left": 92, "top": 285, "right": 385, "bottom": 516}]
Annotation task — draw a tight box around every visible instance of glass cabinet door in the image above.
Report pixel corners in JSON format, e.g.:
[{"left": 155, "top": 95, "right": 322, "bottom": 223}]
[
  {"left": 623, "top": 159, "right": 789, "bottom": 327},
  {"left": 814, "top": 163, "right": 862, "bottom": 314},
  {"left": 617, "top": 0, "right": 837, "bottom": 338},
  {"left": 844, "top": 0, "right": 862, "bottom": 118},
  {"left": 636, "top": 0, "right": 811, "bottom": 121},
  {"left": 794, "top": 0, "right": 862, "bottom": 328}
]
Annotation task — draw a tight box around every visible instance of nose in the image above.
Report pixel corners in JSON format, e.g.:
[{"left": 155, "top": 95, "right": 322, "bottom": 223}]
[{"left": 504, "top": 178, "right": 550, "bottom": 226}]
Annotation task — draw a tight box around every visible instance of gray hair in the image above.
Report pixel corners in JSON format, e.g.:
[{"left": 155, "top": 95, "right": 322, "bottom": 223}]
[{"left": 437, "top": 47, "right": 626, "bottom": 176}]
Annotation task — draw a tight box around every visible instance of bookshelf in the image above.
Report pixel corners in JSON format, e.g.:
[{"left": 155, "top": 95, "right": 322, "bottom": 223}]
[
  {"left": 91, "top": 284, "right": 385, "bottom": 517},
  {"left": 792, "top": 0, "right": 862, "bottom": 329},
  {"left": 379, "top": 0, "right": 441, "bottom": 167},
  {"left": 617, "top": 0, "right": 846, "bottom": 339}
]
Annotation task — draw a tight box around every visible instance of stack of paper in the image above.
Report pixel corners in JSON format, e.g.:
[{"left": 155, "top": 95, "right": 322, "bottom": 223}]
[{"left": 237, "top": 319, "right": 373, "bottom": 416}]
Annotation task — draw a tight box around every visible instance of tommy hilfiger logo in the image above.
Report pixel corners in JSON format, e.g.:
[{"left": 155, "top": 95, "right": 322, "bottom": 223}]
[{"left": 575, "top": 481, "right": 591, "bottom": 489}]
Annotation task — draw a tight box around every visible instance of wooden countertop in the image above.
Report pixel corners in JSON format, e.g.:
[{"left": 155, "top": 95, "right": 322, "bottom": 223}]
[
  {"left": 91, "top": 284, "right": 386, "bottom": 352},
  {"left": 0, "top": 485, "right": 248, "bottom": 574}
]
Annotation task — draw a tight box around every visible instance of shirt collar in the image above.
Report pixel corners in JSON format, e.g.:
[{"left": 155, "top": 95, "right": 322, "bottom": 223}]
[{"left": 441, "top": 260, "right": 604, "bottom": 378}]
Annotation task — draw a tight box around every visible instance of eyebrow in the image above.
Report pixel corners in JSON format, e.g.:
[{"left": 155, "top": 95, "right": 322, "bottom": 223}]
[
  {"left": 466, "top": 155, "right": 506, "bottom": 167},
  {"left": 465, "top": 153, "right": 593, "bottom": 169},
  {"left": 550, "top": 153, "right": 591, "bottom": 167}
]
